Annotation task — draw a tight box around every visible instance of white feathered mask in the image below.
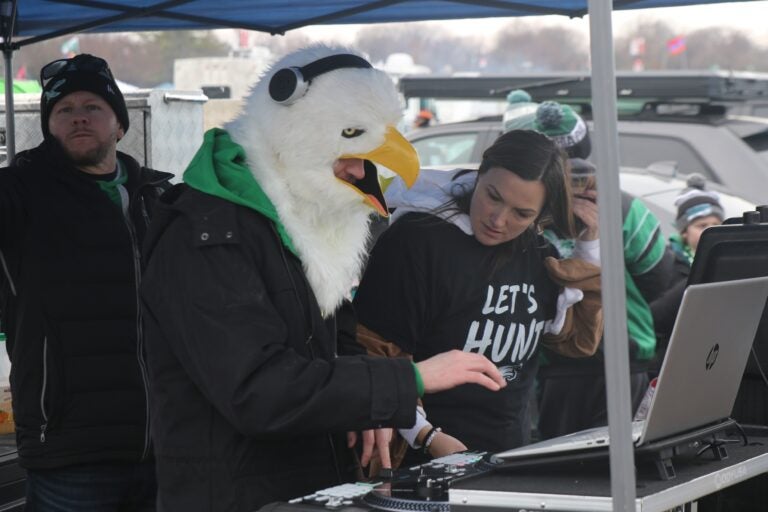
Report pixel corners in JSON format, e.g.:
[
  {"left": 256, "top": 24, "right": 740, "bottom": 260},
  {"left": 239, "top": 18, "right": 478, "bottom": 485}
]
[{"left": 225, "top": 45, "right": 419, "bottom": 317}]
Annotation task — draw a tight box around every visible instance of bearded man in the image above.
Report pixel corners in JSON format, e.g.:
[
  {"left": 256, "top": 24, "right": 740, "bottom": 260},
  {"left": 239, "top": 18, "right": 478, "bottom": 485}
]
[{"left": 0, "top": 54, "right": 171, "bottom": 510}]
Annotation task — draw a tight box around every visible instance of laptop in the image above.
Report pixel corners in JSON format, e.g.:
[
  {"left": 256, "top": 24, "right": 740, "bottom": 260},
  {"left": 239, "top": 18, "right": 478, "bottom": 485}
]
[{"left": 494, "top": 276, "right": 768, "bottom": 463}]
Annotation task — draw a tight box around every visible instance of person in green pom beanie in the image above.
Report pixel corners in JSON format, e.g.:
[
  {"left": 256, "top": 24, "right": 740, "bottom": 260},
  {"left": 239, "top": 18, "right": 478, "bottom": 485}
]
[
  {"left": 501, "top": 89, "right": 540, "bottom": 133},
  {"left": 532, "top": 101, "right": 591, "bottom": 160},
  {"left": 503, "top": 99, "right": 675, "bottom": 441}
]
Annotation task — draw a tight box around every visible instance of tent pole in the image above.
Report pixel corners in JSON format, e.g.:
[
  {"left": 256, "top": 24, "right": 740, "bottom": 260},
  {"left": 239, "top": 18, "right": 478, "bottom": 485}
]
[
  {"left": 1, "top": 0, "right": 17, "bottom": 164},
  {"left": 3, "top": 47, "right": 15, "bottom": 164},
  {"left": 587, "top": 1, "right": 637, "bottom": 510}
]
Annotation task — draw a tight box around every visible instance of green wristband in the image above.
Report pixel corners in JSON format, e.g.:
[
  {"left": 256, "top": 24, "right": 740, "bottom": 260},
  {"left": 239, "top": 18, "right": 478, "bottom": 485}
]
[{"left": 411, "top": 362, "right": 424, "bottom": 397}]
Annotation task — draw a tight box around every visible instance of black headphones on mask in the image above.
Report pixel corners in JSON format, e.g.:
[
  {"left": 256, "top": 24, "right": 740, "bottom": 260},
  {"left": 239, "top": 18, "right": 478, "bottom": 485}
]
[{"left": 268, "top": 53, "right": 372, "bottom": 105}]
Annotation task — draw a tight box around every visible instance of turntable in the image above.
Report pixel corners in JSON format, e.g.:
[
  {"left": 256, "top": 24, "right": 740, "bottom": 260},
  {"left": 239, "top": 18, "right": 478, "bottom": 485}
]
[{"left": 280, "top": 451, "right": 494, "bottom": 511}]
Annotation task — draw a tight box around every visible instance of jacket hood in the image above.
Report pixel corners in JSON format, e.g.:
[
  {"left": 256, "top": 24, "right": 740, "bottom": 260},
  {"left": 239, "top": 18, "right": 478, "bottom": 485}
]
[
  {"left": 386, "top": 167, "right": 475, "bottom": 235},
  {"left": 183, "top": 128, "right": 296, "bottom": 254}
]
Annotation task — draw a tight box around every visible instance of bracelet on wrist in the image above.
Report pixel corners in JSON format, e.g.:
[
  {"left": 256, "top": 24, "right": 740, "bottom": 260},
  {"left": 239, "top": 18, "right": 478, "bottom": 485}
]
[{"left": 422, "top": 426, "right": 442, "bottom": 455}]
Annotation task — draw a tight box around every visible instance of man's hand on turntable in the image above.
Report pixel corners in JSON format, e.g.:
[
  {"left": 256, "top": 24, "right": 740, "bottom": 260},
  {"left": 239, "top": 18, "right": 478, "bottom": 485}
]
[
  {"left": 416, "top": 350, "right": 506, "bottom": 393},
  {"left": 348, "top": 428, "right": 393, "bottom": 469}
]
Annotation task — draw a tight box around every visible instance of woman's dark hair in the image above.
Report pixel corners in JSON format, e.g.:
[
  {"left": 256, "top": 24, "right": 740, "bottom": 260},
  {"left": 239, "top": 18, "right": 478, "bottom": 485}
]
[{"left": 452, "top": 129, "right": 576, "bottom": 242}]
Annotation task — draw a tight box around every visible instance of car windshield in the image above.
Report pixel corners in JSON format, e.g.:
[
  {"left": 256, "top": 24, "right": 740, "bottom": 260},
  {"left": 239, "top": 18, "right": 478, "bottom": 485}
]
[
  {"left": 410, "top": 131, "right": 482, "bottom": 167},
  {"left": 617, "top": 132, "right": 716, "bottom": 181}
]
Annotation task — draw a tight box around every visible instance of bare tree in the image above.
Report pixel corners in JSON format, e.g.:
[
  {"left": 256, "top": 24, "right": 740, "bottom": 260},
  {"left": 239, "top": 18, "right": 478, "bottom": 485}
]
[
  {"left": 615, "top": 20, "right": 768, "bottom": 72},
  {"left": 355, "top": 22, "right": 482, "bottom": 73},
  {"left": 15, "top": 31, "right": 230, "bottom": 88},
  {"left": 685, "top": 28, "right": 767, "bottom": 71},
  {"left": 10, "top": 21, "right": 768, "bottom": 91},
  {"left": 487, "top": 20, "right": 589, "bottom": 73},
  {"left": 615, "top": 19, "right": 677, "bottom": 70}
]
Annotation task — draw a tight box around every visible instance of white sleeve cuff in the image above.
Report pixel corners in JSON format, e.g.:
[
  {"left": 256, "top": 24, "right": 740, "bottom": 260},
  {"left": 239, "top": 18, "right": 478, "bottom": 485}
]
[
  {"left": 398, "top": 406, "right": 431, "bottom": 448},
  {"left": 573, "top": 238, "right": 601, "bottom": 266},
  {"left": 545, "top": 287, "right": 584, "bottom": 335}
]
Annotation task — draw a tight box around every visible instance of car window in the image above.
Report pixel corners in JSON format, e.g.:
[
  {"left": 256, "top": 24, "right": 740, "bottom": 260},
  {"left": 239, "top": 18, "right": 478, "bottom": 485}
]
[
  {"left": 742, "top": 133, "right": 768, "bottom": 163},
  {"left": 618, "top": 134, "right": 716, "bottom": 182},
  {"left": 411, "top": 132, "right": 481, "bottom": 167}
]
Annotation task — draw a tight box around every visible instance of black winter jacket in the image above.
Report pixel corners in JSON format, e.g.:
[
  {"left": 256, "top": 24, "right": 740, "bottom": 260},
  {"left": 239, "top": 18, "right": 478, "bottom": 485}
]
[
  {"left": 0, "top": 140, "right": 172, "bottom": 469},
  {"left": 140, "top": 185, "right": 418, "bottom": 512},
  {"left": 649, "top": 246, "right": 690, "bottom": 371}
]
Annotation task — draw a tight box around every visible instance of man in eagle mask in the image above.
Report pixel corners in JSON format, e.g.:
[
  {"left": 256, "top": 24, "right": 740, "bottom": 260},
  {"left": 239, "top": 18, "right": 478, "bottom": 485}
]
[{"left": 140, "top": 45, "right": 505, "bottom": 511}]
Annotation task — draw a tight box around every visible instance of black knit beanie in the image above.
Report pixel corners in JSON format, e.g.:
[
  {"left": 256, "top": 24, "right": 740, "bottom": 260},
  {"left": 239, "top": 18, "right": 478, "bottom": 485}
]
[{"left": 40, "top": 54, "right": 129, "bottom": 140}]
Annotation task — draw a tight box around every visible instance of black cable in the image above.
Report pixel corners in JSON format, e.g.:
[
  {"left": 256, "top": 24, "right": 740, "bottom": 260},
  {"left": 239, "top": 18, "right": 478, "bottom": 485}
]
[
  {"left": 695, "top": 437, "right": 742, "bottom": 458},
  {"left": 733, "top": 421, "right": 749, "bottom": 446},
  {"left": 694, "top": 422, "right": 749, "bottom": 458}
]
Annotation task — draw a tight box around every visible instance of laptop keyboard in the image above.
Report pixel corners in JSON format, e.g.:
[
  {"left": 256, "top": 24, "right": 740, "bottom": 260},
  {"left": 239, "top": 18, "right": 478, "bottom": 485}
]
[
  {"left": 561, "top": 421, "right": 644, "bottom": 445},
  {"left": 495, "top": 421, "right": 646, "bottom": 459}
]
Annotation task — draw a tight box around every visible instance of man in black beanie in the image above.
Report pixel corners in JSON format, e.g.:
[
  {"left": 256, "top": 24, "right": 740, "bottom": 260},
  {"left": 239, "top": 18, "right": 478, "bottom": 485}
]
[{"left": 0, "top": 54, "right": 171, "bottom": 510}]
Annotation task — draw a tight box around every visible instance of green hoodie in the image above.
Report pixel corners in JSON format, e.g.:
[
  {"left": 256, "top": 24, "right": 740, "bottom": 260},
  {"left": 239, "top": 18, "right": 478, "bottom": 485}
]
[
  {"left": 184, "top": 129, "right": 427, "bottom": 393},
  {"left": 183, "top": 128, "right": 297, "bottom": 256}
]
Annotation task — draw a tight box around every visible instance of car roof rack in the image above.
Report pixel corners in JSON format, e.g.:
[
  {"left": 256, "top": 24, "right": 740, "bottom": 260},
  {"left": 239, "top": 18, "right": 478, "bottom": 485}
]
[
  {"left": 399, "top": 71, "right": 768, "bottom": 103},
  {"left": 564, "top": 100, "right": 731, "bottom": 124}
]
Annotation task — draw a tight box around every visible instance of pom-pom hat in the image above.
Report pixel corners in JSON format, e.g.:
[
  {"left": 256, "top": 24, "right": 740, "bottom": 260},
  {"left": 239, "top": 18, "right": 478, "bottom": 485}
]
[
  {"left": 533, "top": 101, "right": 591, "bottom": 159},
  {"left": 502, "top": 89, "right": 540, "bottom": 133},
  {"left": 674, "top": 174, "right": 725, "bottom": 232}
]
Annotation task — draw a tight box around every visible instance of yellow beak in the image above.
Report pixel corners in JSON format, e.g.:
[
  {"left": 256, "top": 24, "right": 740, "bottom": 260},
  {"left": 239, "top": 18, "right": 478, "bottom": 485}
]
[
  {"left": 345, "top": 126, "right": 419, "bottom": 188},
  {"left": 338, "top": 126, "right": 420, "bottom": 216}
]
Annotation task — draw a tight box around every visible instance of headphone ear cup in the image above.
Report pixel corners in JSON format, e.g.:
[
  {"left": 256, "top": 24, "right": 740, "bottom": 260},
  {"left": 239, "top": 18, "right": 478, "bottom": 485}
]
[{"left": 269, "top": 67, "right": 309, "bottom": 105}]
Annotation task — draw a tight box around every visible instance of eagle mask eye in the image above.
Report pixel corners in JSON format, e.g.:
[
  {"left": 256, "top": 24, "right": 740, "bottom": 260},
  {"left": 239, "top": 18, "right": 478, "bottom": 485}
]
[{"left": 341, "top": 128, "right": 365, "bottom": 139}]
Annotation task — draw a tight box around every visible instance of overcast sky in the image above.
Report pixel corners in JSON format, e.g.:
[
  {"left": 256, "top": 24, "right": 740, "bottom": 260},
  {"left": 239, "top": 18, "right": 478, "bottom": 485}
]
[{"left": 296, "top": 1, "right": 768, "bottom": 45}]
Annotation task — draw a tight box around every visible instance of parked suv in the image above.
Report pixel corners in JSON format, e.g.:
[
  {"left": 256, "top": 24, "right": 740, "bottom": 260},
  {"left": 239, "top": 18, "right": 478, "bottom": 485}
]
[
  {"left": 406, "top": 120, "right": 756, "bottom": 238},
  {"left": 400, "top": 72, "right": 768, "bottom": 205},
  {"left": 406, "top": 114, "right": 768, "bottom": 206}
]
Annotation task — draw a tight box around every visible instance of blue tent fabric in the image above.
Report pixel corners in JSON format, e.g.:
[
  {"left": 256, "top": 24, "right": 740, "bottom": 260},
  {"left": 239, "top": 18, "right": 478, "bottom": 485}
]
[{"left": 12, "top": 0, "right": 748, "bottom": 43}]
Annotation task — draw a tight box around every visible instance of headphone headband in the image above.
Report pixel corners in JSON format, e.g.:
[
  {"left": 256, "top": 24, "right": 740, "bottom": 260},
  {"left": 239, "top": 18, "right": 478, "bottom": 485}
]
[{"left": 269, "top": 53, "right": 373, "bottom": 105}]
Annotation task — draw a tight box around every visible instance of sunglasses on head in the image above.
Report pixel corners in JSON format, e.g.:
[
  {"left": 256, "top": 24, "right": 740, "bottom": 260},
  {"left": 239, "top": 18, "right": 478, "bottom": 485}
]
[
  {"left": 571, "top": 173, "right": 594, "bottom": 189},
  {"left": 40, "top": 55, "right": 114, "bottom": 88}
]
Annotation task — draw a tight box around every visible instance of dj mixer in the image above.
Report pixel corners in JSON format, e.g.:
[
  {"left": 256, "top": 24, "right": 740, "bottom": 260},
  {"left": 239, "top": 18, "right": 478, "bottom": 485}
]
[{"left": 266, "top": 451, "right": 493, "bottom": 512}]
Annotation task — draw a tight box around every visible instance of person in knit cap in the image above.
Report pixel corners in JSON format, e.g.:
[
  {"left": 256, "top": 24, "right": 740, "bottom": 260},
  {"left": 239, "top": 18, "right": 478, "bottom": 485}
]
[
  {"left": 39, "top": 54, "right": 130, "bottom": 142},
  {"left": 649, "top": 174, "right": 724, "bottom": 372},
  {"left": 412, "top": 108, "right": 435, "bottom": 129},
  {"left": 503, "top": 100, "right": 675, "bottom": 439},
  {"left": 0, "top": 54, "right": 172, "bottom": 509},
  {"left": 533, "top": 101, "right": 591, "bottom": 160},
  {"left": 673, "top": 174, "right": 725, "bottom": 258},
  {"left": 501, "top": 89, "right": 540, "bottom": 133}
]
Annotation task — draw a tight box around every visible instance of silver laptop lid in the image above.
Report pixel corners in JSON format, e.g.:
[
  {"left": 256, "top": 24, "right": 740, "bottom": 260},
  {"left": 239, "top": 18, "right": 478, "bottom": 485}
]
[
  {"left": 493, "top": 276, "right": 768, "bottom": 461},
  {"left": 638, "top": 276, "right": 768, "bottom": 445}
]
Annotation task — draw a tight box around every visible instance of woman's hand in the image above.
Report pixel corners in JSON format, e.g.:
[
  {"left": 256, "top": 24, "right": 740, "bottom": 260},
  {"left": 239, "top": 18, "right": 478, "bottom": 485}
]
[
  {"left": 426, "top": 431, "right": 467, "bottom": 458},
  {"left": 573, "top": 189, "right": 599, "bottom": 241},
  {"left": 416, "top": 350, "right": 506, "bottom": 393}
]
